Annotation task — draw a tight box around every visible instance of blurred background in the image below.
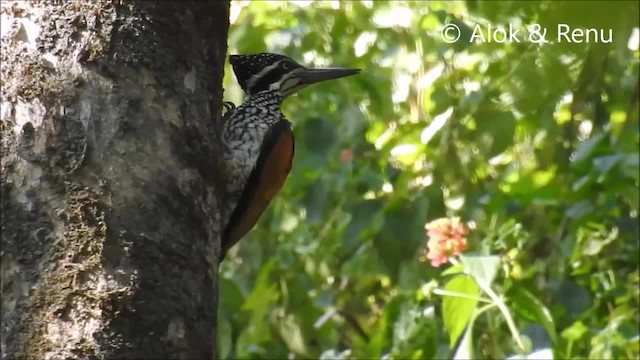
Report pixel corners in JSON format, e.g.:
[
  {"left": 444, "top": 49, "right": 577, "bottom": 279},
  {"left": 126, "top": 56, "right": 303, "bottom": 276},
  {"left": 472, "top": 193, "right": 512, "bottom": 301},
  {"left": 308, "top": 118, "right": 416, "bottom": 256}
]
[{"left": 219, "top": 1, "right": 639, "bottom": 359}]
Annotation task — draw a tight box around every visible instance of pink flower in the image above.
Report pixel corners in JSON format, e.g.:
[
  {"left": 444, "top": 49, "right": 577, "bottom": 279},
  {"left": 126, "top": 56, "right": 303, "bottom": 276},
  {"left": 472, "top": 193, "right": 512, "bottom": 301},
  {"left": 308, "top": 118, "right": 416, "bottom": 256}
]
[
  {"left": 340, "top": 149, "right": 353, "bottom": 164},
  {"left": 421, "top": 217, "right": 468, "bottom": 267}
]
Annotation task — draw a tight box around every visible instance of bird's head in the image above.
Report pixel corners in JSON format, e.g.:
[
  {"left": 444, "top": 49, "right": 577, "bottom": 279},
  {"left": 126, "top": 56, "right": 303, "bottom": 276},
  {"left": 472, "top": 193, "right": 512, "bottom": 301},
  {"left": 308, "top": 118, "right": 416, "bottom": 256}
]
[{"left": 229, "top": 53, "right": 360, "bottom": 98}]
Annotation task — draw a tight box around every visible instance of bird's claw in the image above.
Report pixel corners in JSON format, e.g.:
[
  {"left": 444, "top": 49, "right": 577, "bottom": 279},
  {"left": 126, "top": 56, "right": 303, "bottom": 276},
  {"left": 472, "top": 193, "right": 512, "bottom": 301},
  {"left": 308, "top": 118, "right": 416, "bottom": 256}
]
[{"left": 223, "top": 101, "right": 236, "bottom": 113}]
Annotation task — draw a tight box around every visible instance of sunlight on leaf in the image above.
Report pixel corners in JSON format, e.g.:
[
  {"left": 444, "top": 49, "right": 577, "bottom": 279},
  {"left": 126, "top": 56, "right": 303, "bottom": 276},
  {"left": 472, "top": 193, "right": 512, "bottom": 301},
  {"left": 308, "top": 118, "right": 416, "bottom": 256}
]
[
  {"left": 279, "top": 314, "right": 308, "bottom": 356},
  {"left": 390, "top": 143, "right": 421, "bottom": 166},
  {"left": 418, "top": 64, "right": 444, "bottom": 90},
  {"left": 610, "top": 109, "right": 627, "bottom": 124},
  {"left": 561, "top": 321, "right": 589, "bottom": 342},
  {"left": 421, "top": 107, "right": 452, "bottom": 144},
  {"left": 392, "top": 72, "right": 412, "bottom": 103},
  {"left": 532, "top": 167, "right": 556, "bottom": 187},
  {"left": 372, "top": 6, "right": 414, "bottom": 28},
  {"left": 445, "top": 195, "right": 465, "bottom": 211},
  {"left": 354, "top": 31, "right": 377, "bottom": 57}
]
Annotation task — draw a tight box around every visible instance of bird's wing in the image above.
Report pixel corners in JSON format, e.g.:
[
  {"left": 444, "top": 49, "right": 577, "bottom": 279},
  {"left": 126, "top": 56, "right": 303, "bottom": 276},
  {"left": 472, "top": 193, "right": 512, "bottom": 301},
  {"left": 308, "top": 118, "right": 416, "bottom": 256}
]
[{"left": 221, "top": 120, "right": 295, "bottom": 257}]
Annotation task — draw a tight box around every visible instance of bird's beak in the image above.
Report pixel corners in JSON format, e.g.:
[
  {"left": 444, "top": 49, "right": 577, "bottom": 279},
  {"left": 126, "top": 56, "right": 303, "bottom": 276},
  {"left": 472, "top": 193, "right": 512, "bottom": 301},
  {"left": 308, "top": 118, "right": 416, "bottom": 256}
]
[{"left": 298, "top": 67, "right": 361, "bottom": 85}]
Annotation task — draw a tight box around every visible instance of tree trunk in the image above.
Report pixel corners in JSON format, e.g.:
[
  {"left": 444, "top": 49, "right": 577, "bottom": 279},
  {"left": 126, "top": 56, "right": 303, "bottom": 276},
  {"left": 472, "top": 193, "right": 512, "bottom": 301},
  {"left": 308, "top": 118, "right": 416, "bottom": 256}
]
[{"left": 1, "top": 1, "right": 229, "bottom": 358}]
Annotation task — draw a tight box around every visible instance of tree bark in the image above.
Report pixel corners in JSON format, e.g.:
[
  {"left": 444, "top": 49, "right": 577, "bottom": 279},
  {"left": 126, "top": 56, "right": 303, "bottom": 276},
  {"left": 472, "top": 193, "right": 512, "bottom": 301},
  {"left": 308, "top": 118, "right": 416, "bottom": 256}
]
[{"left": 1, "top": 1, "right": 229, "bottom": 358}]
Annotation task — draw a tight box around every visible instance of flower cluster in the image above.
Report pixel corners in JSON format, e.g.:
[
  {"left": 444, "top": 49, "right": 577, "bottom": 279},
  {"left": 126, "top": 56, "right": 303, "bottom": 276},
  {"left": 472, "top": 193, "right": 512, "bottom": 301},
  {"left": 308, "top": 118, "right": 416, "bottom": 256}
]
[{"left": 421, "top": 217, "right": 468, "bottom": 267}]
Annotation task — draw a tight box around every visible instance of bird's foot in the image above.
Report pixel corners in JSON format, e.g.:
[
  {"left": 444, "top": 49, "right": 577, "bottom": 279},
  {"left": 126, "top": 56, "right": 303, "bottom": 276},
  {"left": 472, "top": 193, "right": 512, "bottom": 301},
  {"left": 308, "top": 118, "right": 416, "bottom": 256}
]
[{"left": 221, "top": 101, "right": 236, "bottom": 121}]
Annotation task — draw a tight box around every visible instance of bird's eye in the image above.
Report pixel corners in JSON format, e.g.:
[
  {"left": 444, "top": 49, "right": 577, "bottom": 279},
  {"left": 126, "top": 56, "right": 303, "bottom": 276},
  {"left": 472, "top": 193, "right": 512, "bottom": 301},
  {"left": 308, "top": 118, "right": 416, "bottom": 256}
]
[{"left": 282, "top": 62, "right": 291, "bottom": 70}]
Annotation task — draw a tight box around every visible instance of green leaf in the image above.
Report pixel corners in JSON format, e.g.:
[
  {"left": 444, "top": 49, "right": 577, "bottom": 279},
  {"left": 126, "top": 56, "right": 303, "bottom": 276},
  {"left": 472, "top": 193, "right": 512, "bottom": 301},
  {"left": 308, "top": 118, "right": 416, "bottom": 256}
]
[
  {"left": 365, "top": 295, "right": 404, "bottom": 358},
  {"left": 302, "top": 179, "right": 329, "bottom": 223},
  {"left": 474, "top": 108, "right": 516, "bottom": 156},
  {"left": 392, "top": 303, "right": 424, "bottom": 353},
  {"left": 442, "top": 276, "right": 480, "bottom": 348},
  {"left": 217, "top": 316, "right": 233, "bottom": 359},
  {"left": 343, "top": 199, "right": 384, "bottom": 249},
  {"left": 242, "top": 260, "right": 279, "bottom": 322},
  {"left": 593, "top": 154, "right": 623, "bottom": 175},
  {"left": 565, "top": 200, "right": 594, "bottom": 219},
  {"left": 278, "top": 314, "right": 308, "bottom": 356},
  {"left": 621, "top": 152, "right": 640, "bottom": 181},
  {"left": 397, "top": 260, "right": 430, "bottom": 292},
  {"left": 561, "top": 321, "right": 589, "bottom": 341},
  {"left": 572, "top": 133, "right": 605, "bottom": 163},
  {"left": 449, "top": 18, "right": 474, "bottom": 52},
  {"left": 441, "top": 264, "right": 464, "bottom": 277},
  {"left": 572, "top": 174, "right": 594, "bottom": 192},
  {"left": 221, "top": 1, "right": 640, "bottom": 357},
  {"left": 430, "top": 86, "right": 454, "bottom": 114},
  {"left": 219, "top": 277, "right": 247, "bottom": 315},
  {"left": 341, "top": 244, "right": 389, "bottom": 278},
  {"left": 235, "top": 322, "right": 270, "bottom": 357},
  {"left": 460, "top": 255, "right": 501, "bottom": 286},
  {"left": 508, "top": 286, "right": 558, "bottom": 343},
  {"left": 552, "top": 280, "right": 592, "bottom": 319},
  {"left": 300, "top": 117, "right": 338, "bottom": 159}
]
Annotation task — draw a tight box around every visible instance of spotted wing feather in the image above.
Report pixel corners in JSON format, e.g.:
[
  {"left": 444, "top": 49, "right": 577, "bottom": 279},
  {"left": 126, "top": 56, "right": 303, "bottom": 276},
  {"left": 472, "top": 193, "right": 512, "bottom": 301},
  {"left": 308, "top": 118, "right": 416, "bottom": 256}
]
[{"left": 221, "top": 120, "right": 294, "bottom": 257}]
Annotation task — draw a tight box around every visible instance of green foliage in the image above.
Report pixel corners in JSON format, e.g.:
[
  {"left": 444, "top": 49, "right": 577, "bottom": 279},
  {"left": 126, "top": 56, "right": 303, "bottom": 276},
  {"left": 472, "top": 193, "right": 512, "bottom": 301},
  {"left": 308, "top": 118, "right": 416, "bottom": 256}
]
[
  {"left": 220, "top": 1, "right": 639, "bottom": 358},
  {"left": 442, "top": 276, "right": 480, "bottom": 348}
]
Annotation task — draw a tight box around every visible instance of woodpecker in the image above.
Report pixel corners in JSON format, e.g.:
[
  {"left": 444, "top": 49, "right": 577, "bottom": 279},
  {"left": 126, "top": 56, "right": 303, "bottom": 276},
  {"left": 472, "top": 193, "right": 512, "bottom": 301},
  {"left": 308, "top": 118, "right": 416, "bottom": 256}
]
[{"left": 220, "top": 53, "right": 360, "bottom": 258}]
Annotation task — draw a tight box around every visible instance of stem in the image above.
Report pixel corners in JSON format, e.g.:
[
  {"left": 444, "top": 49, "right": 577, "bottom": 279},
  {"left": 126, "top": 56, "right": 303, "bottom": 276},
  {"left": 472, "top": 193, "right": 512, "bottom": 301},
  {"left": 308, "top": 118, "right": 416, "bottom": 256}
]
[
  {"left": 474, "top": 278, "right": 526, "bottom": 352},
  {"left": 489, "top": 215, "right": 497, "bottom": 239},
  {"left": 476, "top": 303, "right": 498, "bottom": 317},
  {"left": 495, "top": 224, "right": 519, "bottom": 245}
]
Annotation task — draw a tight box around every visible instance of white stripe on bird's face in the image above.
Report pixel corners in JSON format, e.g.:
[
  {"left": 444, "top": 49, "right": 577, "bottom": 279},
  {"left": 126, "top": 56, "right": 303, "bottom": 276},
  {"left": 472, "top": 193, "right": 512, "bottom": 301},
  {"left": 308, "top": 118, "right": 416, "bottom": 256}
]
[
  {"left": 245, "top": 58, "right": 307, "bottom": 97},
  {"left": 246, "top": 59, "right": 285, "bottom": 93},
  {"left": 270, "top": 69, "right": 306, "bottom": 97}
]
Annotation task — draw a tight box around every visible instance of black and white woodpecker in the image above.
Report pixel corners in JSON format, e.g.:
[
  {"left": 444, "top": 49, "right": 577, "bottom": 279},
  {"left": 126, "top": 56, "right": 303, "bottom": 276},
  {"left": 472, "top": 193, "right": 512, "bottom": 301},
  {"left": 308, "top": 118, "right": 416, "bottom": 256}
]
[{"left": 220, "top": 53, "right": 360, "bottom": 258}]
